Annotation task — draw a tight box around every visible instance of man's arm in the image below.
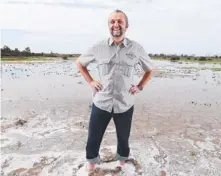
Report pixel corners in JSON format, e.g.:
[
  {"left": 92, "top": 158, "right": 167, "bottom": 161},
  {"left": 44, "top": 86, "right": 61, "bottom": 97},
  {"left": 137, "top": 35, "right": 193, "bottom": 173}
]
[
  {"left": 75, "top": 44, "right": 103, "bottom": 91},
  {"left": 76, "top": 59, "right": 102, "bottom": 91},
  {"left": 129, "top": 70, "right": 153, "bottom": 94},
  {"left": 136, "top": 45, "right": 155, "bottom": 89},
  {"left": 137, "top": 70, "right": 152, "bottom": 88},
  {"left": 76, "top": 59, "right": 93, "bottom": 84},
  {"left": 129, "top": 44, "right": 154, "bottom": 94}
]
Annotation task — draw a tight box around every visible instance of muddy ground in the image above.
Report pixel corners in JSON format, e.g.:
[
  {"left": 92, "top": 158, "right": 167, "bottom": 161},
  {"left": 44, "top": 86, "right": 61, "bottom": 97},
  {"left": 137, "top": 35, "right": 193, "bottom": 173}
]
[{"left": 1, "top": 60, "right": 221, "bottom": 176}]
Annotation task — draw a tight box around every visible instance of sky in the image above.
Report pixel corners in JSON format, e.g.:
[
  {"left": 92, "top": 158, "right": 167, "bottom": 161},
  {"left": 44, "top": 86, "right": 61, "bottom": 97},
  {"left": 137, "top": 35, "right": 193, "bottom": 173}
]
[{"left": 1, "top": 0, "right": 221, "bottom": 56}]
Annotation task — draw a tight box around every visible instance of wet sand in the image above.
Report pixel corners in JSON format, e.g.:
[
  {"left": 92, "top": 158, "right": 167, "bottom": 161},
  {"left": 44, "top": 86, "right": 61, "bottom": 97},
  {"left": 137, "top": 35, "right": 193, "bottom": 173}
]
[{"left": 1, "top": 60, "right": 221, "bottom": 176}]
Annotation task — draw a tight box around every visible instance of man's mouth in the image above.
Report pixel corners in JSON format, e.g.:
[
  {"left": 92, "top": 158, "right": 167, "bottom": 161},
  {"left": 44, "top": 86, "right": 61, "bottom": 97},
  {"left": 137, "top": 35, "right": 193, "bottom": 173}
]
[
  {"left": 111, "top": 27, "right": 123, "bottom": 37},
  {"left": 112, "top": 28, "right": 121, "bottom": 32}
]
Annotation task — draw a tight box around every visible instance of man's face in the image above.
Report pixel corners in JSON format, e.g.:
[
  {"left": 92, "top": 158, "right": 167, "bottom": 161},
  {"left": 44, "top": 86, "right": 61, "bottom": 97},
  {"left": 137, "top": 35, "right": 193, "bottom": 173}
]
[{"left": 108, "top": 12, "right": 128, "bottom": 38}]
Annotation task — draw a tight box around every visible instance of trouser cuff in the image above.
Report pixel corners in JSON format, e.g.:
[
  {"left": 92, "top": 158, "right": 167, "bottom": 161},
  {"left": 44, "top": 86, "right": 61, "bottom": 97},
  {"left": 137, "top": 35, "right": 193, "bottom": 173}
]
[
  {"left": 87, "top": 155, "right": 101, "bottom": 164},
  {"left": 115, "top": 153, "right": 128, "bottom": 161}
]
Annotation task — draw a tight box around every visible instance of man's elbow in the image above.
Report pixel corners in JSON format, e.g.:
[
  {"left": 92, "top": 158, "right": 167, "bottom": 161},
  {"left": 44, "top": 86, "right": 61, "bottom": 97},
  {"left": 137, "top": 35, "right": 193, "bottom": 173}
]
[
  {"left": 145, "top": 70, "right": 152, "bottom": 76},
  {"left": 144, "top": 68, "right": 154, "bottom": 77},
  {"left": 150, "top": 64, "right": 157, "bottom": 73},
  {"left": 146, "top": 68, "right": 153, "bottom": 74},
  {"left": 76, "top": 59, "right": 87, "bottom": 71},
  {"left": 75, "top": 58, "right": 82, "bottom": 68},
  {"left": 75, "top": 58, "right": 79, "bottom": 64}
]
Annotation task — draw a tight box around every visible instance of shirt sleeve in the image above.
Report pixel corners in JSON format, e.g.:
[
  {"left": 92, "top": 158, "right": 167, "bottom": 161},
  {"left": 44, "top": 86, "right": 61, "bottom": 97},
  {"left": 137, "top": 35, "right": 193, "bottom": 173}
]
[
  {"left": 78, "top": 45, "right": 96, "bottom": 67},
  {"left": 137, "top": 45, "right": 154, "bottom": 72}
]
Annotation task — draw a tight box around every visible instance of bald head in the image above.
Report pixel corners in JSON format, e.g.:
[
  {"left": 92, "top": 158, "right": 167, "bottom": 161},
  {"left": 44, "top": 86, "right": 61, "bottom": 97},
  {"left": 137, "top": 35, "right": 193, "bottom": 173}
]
[
  {"left": 108, "top": 10, "right": 129, "bottom": 40},
  {"left": 109, "top": 9, "right": 129, "bottom": 26}
]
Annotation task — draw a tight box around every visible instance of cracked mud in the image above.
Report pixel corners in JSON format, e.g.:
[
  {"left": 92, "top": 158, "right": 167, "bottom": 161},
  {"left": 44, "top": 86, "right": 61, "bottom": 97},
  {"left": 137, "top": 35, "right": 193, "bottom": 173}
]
[{"left": 1, "top": 60, "right": 221, "bottom": 175}]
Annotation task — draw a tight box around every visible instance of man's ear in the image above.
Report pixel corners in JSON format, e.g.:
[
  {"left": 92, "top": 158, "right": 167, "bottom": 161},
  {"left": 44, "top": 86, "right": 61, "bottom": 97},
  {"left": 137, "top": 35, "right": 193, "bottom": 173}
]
[{"left": 126, "top": 24, "right": 129, "bottom": 29}]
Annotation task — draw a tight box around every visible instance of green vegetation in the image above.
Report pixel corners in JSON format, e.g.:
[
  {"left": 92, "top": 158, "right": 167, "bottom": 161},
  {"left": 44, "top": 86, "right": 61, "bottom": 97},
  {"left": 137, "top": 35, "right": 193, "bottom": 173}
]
[
  {"left": 1, "top": 45, "right": 80, "bottom": 61},
  {"left": 1, "top": 45, "right": 221, "bottom": 63},
  {"left": 181, "top": 66, "right": 221, "bottom": 72},
  {"left": 152, "top": 56, "right": 221, "bottom": 64},
  {"left": 1, "top": 56, "right": 74, "bottom": 61},
  {"left": 1, "top": 56, "right": 46, "bottom": 61},
  {"left": 211, "top": 68, "right": 221, "bottom": 72}
]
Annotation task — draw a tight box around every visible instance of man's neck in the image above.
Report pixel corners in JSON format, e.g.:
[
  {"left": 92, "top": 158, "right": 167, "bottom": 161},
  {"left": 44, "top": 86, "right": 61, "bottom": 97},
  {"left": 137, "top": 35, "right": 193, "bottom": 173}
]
[{"left": 112, "top": 37, "right": 125, "bottom": 44}]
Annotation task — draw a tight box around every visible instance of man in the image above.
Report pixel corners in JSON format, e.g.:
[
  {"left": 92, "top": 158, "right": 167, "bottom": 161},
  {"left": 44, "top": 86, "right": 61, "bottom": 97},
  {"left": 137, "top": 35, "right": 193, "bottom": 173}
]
[{"left": 76, "top": 9, "right": 154, "bottom": 172}]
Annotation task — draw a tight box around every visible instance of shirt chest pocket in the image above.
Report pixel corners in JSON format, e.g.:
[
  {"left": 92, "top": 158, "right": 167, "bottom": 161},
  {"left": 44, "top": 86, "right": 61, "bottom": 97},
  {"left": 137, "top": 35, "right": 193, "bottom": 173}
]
[
  {"left": 98, "top": 59, "right": 111, "bottom": 76},
  {"left": 120, "top": 59, "right": 136, "bottom": 77}
]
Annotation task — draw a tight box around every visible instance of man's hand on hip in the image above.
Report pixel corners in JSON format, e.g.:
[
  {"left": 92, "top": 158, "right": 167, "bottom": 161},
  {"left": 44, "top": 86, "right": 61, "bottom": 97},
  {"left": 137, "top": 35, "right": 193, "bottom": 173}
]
[
  {"left": 129, "top": 84, "right": 140, "bottom": 94},
  {"left": 89, "top": 80, "right": 103, "bottom": 92}
]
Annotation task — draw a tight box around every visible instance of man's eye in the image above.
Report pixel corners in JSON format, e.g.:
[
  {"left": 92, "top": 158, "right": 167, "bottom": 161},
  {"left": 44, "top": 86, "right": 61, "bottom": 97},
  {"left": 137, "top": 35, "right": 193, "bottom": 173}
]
[{"left": 111, "top": 21, "right": 115, "bottom": 24}]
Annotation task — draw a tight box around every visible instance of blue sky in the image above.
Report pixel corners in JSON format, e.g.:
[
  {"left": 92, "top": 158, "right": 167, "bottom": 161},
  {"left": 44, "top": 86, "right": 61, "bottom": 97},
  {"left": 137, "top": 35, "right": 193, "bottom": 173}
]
[{"left": 1, "top": 0, "right": 221, "bottom": 56}]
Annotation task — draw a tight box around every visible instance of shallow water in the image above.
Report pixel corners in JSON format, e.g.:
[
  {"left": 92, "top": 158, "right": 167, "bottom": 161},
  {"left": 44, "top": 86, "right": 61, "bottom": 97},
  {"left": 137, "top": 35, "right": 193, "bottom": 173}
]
[{"left": 1, "top": 60, "right": 221, "bottom": 176}]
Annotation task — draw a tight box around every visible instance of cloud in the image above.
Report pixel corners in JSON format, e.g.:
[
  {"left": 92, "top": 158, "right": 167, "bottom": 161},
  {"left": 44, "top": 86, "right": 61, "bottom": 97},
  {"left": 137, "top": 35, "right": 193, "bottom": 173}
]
[
  {"left": 3, "top": 0, "right": 114, "bottom": 9},
  {"left": 1, "top": 0, "right": 221, "bottom": 55},
  {"left": 1, "top": 3, "right": 111, "bottom": 33},
  {"left": 1, "top": 28, "right": 105, "bottom": 53}
]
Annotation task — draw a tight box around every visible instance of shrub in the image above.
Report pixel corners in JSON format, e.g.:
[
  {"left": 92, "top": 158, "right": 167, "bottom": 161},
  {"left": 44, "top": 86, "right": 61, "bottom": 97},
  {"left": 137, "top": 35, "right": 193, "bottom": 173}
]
[
  {"left": 62, "top": 56, "right": 68, "bottom": 60},
  {"left": 198, "top": 57, "right": 206, "bottom": 61},
  {"left": 170, "top": 56, "right": 180, "bottom": 61}
]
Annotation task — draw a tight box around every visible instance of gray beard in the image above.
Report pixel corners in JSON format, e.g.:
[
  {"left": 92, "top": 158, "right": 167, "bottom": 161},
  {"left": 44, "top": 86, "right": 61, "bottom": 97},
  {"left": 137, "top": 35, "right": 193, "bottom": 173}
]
[{"left": 111, "top": 30, "right": 123, "bottom": 38}]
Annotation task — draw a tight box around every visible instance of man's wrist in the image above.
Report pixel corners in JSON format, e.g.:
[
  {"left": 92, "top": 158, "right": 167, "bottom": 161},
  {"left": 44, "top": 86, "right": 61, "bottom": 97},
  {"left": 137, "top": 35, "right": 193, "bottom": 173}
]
[{"left": 137, "top": 85, "right": 143, "bottom": 91}]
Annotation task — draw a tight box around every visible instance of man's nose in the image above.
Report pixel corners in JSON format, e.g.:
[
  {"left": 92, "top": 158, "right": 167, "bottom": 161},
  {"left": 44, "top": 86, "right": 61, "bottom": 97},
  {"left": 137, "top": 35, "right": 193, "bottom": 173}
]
[{"left": 114, "top": 21, "right": 119, "bottom": 27}]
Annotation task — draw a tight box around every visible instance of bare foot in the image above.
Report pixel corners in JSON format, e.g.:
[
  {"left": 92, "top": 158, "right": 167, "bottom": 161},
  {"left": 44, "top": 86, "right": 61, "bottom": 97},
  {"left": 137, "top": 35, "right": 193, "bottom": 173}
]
[
  {"left": 119, "top": 161, "right": 125, "bottom": 166},
  {"left": 87, "top": 162, "right": 95, "bottom": 172}
]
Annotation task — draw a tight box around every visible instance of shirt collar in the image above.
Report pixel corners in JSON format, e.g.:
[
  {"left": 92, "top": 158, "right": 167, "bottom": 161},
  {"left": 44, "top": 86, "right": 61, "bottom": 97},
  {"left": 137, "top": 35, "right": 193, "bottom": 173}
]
[{"left": 108, "top": 37, "right": 128, "bottom": 48}]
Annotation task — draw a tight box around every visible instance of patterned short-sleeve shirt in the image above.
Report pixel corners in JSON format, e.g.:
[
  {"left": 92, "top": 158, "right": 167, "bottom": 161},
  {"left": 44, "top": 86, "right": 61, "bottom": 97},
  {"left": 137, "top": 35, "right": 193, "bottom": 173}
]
[{"left": 78, "top": 37, "right": 154, "bottom": 113}]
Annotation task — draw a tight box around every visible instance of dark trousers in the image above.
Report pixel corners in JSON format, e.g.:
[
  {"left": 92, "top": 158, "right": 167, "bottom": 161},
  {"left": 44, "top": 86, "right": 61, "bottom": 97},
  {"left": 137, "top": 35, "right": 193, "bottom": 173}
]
[{"left": 86, "top": 103, "right": 134, "bottom": 163}]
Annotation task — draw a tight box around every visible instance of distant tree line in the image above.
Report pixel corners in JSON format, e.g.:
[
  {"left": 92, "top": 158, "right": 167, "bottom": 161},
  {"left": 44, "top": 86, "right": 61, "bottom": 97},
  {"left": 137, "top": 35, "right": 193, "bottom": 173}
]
[
  {"left": 1, "top": 45, "right": 80, "bottom": 58},
  {"left": 149, "top": 53, "right": 221, "bottom": 61},
  {"left": 1, "top": 45, "right": 221, "bottom": 61}
]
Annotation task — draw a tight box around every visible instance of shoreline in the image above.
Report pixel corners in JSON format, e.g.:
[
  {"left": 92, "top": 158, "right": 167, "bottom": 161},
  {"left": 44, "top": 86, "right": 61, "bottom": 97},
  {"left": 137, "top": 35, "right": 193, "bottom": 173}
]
[
  {"left": 1, "top": 56, "right": 221, "bottom": 64},
  {"left": 2, "top": 57, "right": 221, "bottom": 72},
  {"left": 1, "top": 56, "right": 78, "bottom": 61}
]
